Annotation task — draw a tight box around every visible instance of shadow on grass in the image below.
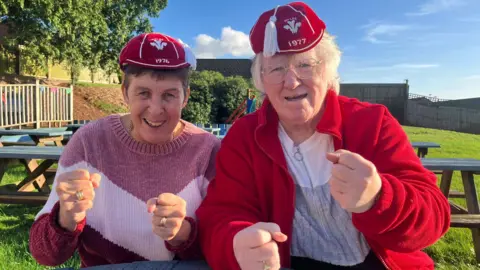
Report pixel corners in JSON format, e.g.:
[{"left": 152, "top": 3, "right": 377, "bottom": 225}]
[{"left": 0, "top": 203, "right": 80, "bottom": 269}]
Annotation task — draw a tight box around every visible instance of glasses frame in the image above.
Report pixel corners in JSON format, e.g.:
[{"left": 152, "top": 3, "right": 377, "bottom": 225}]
[{"left": 261, "top": 58, "right": 323, "bottom": 85}]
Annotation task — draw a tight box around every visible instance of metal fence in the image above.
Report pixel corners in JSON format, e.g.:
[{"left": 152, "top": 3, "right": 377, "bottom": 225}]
[{"left": 0, "top": 80, "right": 73, "bottom": 128}]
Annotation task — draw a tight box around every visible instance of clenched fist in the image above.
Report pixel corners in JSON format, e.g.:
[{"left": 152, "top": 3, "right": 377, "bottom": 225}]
[
  {"left": 56, "top": 169, "right": 101, "bottom": 232},
  {"left": 147, "top": 193, "right": 191, "bottom": 246},
  {"left": 233, "top": 222, "right": 288, "bottom": 270},
  {"left": 326, "top": 149, "right": 382, "bottom": 213}
]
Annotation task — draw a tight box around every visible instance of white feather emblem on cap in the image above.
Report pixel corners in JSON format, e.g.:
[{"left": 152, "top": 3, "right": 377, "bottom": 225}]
[
  {"left": 177, "top": 39, "right": 197, "bottom": 70},
  {"left": 263, "top": 6, "right": 281, "bottom": 58}
]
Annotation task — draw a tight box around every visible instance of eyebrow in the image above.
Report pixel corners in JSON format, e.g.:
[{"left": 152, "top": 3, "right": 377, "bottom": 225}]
[
  {"left": 163, "top": 88, "right": 181, "bottom": 92},
  {"left": 134, "top": 87, "right": 180, "bottom": 93}
]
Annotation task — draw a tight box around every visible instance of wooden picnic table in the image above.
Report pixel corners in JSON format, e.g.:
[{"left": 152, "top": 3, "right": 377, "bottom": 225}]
[
  {"left": 421, "top": 157, "right": 480, "bottom": 262},
  {"left": 66, "top": 123, "right": 84, "bottom": 134},
  {"left": 0, "top": 128, "right": 72, "bottom": 147},
  {"left": 0, "top": 146, "right": 62, "bottom": 205},
  {"left": 412, "top": 142, "right": 441, "bottom": 157},
  {"left": 203, "top": 127, "right": 221, "bottom": 135},
  {"left": 58, "top": 260, "right": 291, "bottom": 270}
]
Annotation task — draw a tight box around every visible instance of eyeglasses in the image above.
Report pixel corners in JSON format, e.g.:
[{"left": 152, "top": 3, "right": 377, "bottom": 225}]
[{"left": 261, "top": 58, "right": 322, "bottom": 84}]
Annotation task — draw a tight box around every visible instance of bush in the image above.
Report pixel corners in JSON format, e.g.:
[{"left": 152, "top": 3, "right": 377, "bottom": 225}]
[{"left": 182, "top": 70, "right": 256, "bottom": 124}]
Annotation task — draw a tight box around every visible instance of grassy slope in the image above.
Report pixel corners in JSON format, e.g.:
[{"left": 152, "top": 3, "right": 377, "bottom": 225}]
[
  {"left": 0, "top": 126, "right": 479, "bottom": 269},
  {"left": 404, "top": 126, "right": 480, "bottom": 270}
]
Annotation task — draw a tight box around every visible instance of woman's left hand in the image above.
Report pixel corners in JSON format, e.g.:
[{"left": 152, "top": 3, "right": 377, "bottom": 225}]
[
  {"left": 326, "top": 149, "right": 382, "bottom": 213},
  {"left": 147, "top": 193, "right": 191, "bottom": 245}
]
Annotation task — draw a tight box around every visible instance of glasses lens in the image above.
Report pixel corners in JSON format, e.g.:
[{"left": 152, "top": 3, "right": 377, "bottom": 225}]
[
  {"left": 262, "top": 58, "right": 320, "bottom": 84},
  {"left": 263, "top": 65, "right": 286, "bottom": 84},
  {"left": 294, "top": 58, "right": 319, "bottom": 79}
]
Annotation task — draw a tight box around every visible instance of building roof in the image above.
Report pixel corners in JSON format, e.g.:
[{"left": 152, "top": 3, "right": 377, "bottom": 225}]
[
  {"left": 196, "top": 59, "right": 252, "bottom": 78},
  {"left": 437, "top": 97, "right": 480, "bottom": 110}
]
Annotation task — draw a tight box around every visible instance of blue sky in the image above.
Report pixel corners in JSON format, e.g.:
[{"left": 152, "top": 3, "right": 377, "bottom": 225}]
[{"left": 151, "top": 0, "right": 480, "bottom": 100}]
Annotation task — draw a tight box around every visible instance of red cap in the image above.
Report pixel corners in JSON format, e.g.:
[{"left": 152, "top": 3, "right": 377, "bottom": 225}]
[
  {"left": 249, "top": 2, "right": 326, "bottom": 57},
  {"left": 119, "top": 32, "right": 196, "bottom": 70}
]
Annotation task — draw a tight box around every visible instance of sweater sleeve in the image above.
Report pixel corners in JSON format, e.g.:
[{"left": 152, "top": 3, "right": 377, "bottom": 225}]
[
  {"left": 29, "top": 129, "right": 89, "bottom": 266},
  {"left": 352, "top": 109, "right": 451, "bottom": 252},
  {"left": 196, "top": 122, "right": 261, "bottom": 270},
  {"left": 165, "top": 137, "right": 221, "bottom": 260}
]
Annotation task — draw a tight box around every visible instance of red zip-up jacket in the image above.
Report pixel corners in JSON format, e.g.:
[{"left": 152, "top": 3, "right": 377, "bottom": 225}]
[{"left": 196, "top": 90, "right": 450, "bottom": 270}]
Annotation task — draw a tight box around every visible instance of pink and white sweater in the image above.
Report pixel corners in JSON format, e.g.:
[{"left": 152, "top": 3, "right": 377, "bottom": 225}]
[{"left": 29, "top": 115, "right": 220, "bottom": 268}]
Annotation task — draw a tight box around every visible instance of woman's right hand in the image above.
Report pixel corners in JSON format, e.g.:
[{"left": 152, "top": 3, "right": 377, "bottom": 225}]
[
  {"left": 55, "top": 169, "right": 101, "bottom": 232},
  {"left": 233, "top": 222, "right": 288, "bottom": 270}
]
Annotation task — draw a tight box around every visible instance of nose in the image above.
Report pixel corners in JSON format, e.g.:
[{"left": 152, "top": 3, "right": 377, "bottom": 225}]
[
  {"left": 283, "top": 68, "right": 301, "bottom": 90},
  {"left": 148, "top": 95, "right": 165, "bottom": 115}
]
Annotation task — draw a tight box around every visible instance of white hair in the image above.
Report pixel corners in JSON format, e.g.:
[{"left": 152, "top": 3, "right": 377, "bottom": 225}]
[{"left": 251, "top": 31, "right": 341, "bottom": 95}]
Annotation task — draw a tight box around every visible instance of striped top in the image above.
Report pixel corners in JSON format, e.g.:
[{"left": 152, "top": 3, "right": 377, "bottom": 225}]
[
  {"left": 29, "top": 114, "right": 220, "bottom": 268},
  {"left": 278, "top": 124, "right": 370, "bottom": 266}
]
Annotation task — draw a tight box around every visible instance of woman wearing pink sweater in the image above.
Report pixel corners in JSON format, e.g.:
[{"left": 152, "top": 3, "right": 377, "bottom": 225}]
[{"left": 28, "top": 32, "right": 220, "bottom": 268}]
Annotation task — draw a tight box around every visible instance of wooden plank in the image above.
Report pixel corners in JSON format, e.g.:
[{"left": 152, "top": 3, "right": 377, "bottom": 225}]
[
  {"left": 0, "top": 129, "right": 71, "bottom": 137},
  {"left": 17, "top": 159, "right": 54, "bottom": 192},
  {"left": 450, "top": 201, "right": 468, "bottom": 215},
  {"left": 0, "top": 192, "right": 49, "bottom": 205},
  {"left": 451, "top": 215, "right": 480, "bottom": 228},
  {"left": 421, "top": 158, "right": 480, "bottom": 172},
  {"left": 411, "top": 142, "right": 441, "bottom": 148},
  {"left": 449, "top": 190, "right": 466, "bottom": 198},
  {"left": 461, "top": 171, "right": 480, "bottom": 262},
  {"left": 439, "top": 170, "right": 453, "bottom": 197},
  {"left": 0, "top": 146, "right": 62, "bottom": 160}
]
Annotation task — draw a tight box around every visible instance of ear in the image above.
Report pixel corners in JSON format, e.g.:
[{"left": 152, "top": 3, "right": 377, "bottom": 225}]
[
  {"left": 182, "top": 87, "right": 190, "bottom": 109},
  {"left": 122, "top": 83, "right": 129, "bottom": 104}
]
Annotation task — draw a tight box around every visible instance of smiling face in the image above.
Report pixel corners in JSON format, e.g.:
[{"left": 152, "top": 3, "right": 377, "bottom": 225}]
[
  {"left": 261, "top": 48, "right": 327, "bottom": 129},
  {"left": 122, "top": 67, "right": 190, "bottom": 145}
]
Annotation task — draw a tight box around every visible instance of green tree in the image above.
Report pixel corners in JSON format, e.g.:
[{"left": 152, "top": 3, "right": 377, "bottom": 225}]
[
  {"left": 1, "top": 0, "right": 167, "bottom": 82},
  {"left": 211, "top": 76, "right": 250, "bottom": 123},
  {"left": 99, "top": 0, "right": 167, "bottom": 82},
  {"left": 182, "top": 70, "right": 223, "bottom": 124}
]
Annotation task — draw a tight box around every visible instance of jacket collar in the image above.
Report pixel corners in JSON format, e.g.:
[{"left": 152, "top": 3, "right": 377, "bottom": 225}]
[{"left": 254, "top": 90, "right": 344, "bottom": 166}]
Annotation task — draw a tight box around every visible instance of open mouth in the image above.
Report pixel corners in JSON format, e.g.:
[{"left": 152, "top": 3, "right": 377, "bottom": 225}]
[
  {"left": 143, "top": 118, "right": 166, "bottom": 128},
  {"left": 285, "top": 93, "right": 308, "bottom": 101}
]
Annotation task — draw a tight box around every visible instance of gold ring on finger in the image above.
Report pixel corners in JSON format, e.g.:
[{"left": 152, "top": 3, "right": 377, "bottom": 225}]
[
  {"left": 75, "top": 190, "right": 84, "bottom": 201},
  {"left": 160, "top": 217, "right": 167, "bottom": 227}
]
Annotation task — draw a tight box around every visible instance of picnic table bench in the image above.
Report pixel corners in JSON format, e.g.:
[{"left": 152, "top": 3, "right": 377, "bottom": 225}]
[
  {"left": 57, "top": 260, "right": 290, "bottom": 270},
  {"left": 66, "top": 123, "right": 84, "bottom": 134},
  {"left": 202, "top": 127, "right": 221, "bottom": 135},
  {"left": 412, "top": 142, "right": 440, "bottom": 157},
  {"left": 0, "top": 146, "right": 62, "bottom": 205},
  {"left": 421, "top": 157, "right": 480, "bottom": 262},
  {"left": 0, "top": 128, "right": 71, "bottom": 147}
]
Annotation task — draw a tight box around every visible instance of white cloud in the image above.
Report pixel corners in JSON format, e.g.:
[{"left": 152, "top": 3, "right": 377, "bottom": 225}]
[
  {"left": 406, "top": 0, "right": 465, "bottom": 16},
  {"left": 361, "top": 63, "right": 440, "bottom": 71},
  {"left": 362, "top": 22, "right": 411, "bottom": 44},
  {"left": 192, "top": 27, "right": 254, "bottom": 58}
]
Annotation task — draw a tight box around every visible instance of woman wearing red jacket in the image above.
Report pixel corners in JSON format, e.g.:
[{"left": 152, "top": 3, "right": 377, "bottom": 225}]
[{"left": 196, "top": 2, "right": 450, "bottom": 270}]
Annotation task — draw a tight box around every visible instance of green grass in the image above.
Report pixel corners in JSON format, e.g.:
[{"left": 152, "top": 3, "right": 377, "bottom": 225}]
[
  {"left": 1, "top": 125, "right": 480, "bottom": 269},
  {"left": 403, "top": 126, "right": 480, "bottom": 269},
  {"left": 0, "top": 164, "right": 80, "bottom": 270},
  {"left": 75, "top": 82, "right": 120, "bottom": 88},
  {"left": 92, "top": 100, "right": 128, "bottom": 114}
]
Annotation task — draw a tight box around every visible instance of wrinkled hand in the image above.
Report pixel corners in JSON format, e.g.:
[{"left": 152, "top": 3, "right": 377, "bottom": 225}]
[
  {"left": 326, "top": 149, "right": 382, "bottom": 213},
  {"left": 233, "top": 222, "right": 288, "bottom": 270},
  {"left": 56, "top": 170, "right": 101, "bottom": 232},
  {"left": 147, "top": 193, "right": 190, "bottom": 245}
]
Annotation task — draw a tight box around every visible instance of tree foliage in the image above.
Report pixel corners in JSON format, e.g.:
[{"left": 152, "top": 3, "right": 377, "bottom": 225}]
[
  {"left": 183, "top": 70, "right": 255, "bottom": 124},
  {"left": 0, "top": 0, "right": 167, "bottom": 83}
]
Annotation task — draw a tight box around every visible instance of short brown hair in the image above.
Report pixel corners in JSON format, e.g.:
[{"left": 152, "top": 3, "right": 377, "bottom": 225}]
[{"left": 122, "top": 65, "right": 191, "bottom": 96}]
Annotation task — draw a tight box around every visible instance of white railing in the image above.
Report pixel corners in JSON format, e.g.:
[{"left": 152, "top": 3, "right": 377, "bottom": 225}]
[{"left": 0, "top": 80, "right": 73, "bottom": 128}]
